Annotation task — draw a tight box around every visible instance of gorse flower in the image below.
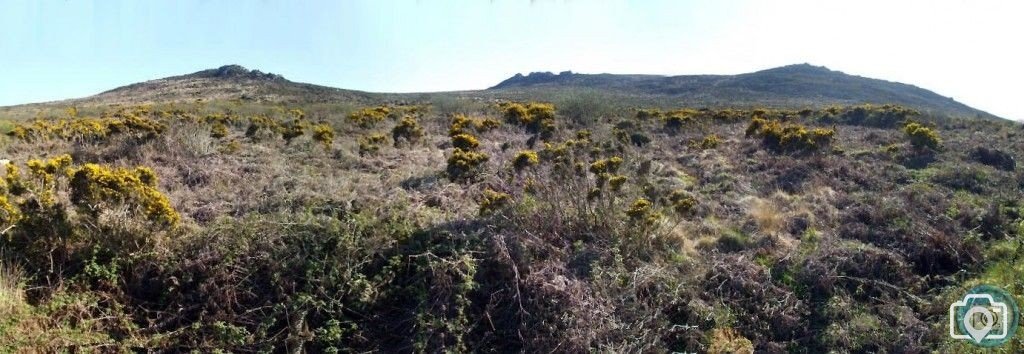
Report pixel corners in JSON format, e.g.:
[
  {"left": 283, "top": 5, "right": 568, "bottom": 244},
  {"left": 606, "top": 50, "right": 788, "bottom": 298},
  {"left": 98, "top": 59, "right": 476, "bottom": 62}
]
[
  {"left": 451, "top": 134, "right": 481, "bottom": 150},
  {"left": 478, "top": 189, "right": 512, "bottom": 215},
  {"left": 348, "top": 106, "right": 390, "bottom": 128},
  {"left": 500, "top": 102, "right": 556, "bottom": 138},
  {"left": 512, "top": 150, "right": 540, "bottom": 172},
  {"left": 69, "top": 163, "right": 180, "bottom": 226},
  {"left": 393, "top": 116, "right": 425, "bottom": 144},
  {"left": 746, "top": 117, "right": 834, "bottom": 152},
  {"left": 903, "top": 122, "right": 940, "bottom": 150},
  {"left": 589, "top": 156, "right": 624, "bottom": 175},
  {"left": 359, "top": 133, "right": 388, "bottom": 155},
  {"left": 312, "top": 123, "right": 335, "bottom": 149},
  {"left": 447, "top": 148, "right": 489, "bottom": 180}
]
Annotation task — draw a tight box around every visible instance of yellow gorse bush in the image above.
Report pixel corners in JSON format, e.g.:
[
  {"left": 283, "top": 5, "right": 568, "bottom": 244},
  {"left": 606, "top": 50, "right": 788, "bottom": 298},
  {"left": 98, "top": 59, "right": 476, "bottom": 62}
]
[
  {"left": 392, "top": 116, "right": 425, "bottom": 144},
  {"left": 446, "top": 148, "right": 489, "bottom": 180},
  {"left": 312, "top": 123, "right": 335, "bottom": 149},
  {"left": 359, "top": 133, "right": 388, "bottom": 155},
  {"left": 69, "top": 163, "right": 179, "bottom": 226},
  {"left": 451, "top": 134, "right": 480, "bottom": 150},
  {"left": 512, "top": 150, "right": 540, "bottom": 172},
  {"left": 7, "top": 113, "right": 166, "bottom": 143},
  {"left": 348, "top": 106, "right": 391, "bottom": 128},
  {"left": 746, "top": 117, "right": 834, "bottom": 152},
  {"left": 478, "top": 189, "right": 511, "bottom": 215},
  {"left": 0, "top": 155, "right": 179, "bottom": 229},
  {"left": 903, "top": 122, "right": 941, "bottom": 150},
  {"left": 500, "top": 102, "right": 556, "bottom": 138}
]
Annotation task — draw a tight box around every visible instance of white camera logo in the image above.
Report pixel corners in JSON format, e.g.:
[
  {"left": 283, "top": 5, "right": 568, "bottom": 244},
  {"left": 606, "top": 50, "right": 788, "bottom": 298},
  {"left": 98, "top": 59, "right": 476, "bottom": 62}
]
[{"left": 949, "top": 294, "right": 1010, "bottom": 343}]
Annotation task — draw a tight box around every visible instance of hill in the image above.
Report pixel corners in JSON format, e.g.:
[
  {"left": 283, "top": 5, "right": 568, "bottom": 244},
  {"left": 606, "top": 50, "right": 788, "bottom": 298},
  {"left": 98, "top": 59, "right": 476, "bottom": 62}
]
[
  {"left": 60, "top": 65, "right": 379, "bottom": 106},
  {"left": 0, "top": 65, "right": 1022, "bottom": 352},
  {"left": 490, "top": 64, "right": 998, "bottom": 119},
  {"left": 0, "top": 64, "right": 1002, "bottom": 122}
]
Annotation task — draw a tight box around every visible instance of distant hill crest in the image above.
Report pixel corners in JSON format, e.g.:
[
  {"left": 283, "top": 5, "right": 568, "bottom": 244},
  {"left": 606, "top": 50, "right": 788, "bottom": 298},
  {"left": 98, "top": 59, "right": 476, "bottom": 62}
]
[
  {"left": 488, "top": 63, "right": 997, "bottom": 119},
  {"left": 180, "top": 64, "right": 285, "bottom": 81}
]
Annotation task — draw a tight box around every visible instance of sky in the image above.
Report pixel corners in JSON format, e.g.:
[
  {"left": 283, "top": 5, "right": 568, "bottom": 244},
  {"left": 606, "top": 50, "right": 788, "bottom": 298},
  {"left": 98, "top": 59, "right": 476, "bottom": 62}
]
[{"left": 1, "top": 0, "right": 1022, "bottom": 120}]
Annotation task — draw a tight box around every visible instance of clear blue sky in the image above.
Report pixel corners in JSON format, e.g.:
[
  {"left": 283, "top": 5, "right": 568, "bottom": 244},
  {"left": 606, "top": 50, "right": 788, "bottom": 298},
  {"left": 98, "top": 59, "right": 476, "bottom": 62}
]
[{"left": 2, "top": 0, "right": 1022, "bottom": 120}]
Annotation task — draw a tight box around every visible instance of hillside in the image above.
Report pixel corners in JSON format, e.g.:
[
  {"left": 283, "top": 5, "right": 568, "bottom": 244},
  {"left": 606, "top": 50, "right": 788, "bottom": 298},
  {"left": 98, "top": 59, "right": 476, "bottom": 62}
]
[
  {"left": 490, "top": 64, "right": 998, "bottom": 119},
  {"left": 0, "top": 64, "right": 1002, "bottom": 122},
  {"left": 61, "top": 65, "right": 378, "bottom": 106},
  {"left": 0, "top": 66, "right": 1022, "bottom": 352}
]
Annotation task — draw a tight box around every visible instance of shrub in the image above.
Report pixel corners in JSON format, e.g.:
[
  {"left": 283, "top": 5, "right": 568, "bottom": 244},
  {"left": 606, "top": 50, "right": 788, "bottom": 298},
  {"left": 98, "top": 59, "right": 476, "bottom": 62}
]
[
  {"left": 589, "top": 156, "right": 624, "bottom": 175},
  {"left": 392, "top": 116, "right": 425, "bottom": 145},
  {"left": 472, "top": 118, "right": 502, "bottom": 132},
  {"left": 663, "top": 110, "right": 694, "bottom": 132},
  {"left": 6, "top": 112, "right": 166, "bottom": 143},
  {"left": 312, "top": 123, "right": 335, "bottom": 148},
  {"left": 635, "top": 108, "right": 664, "bottom": 120},
  {"left": 501, "top": 102, "right": 556, "bottom": 138},
  {"left": 628, "top": 133, "right": 651, "bottom": 147},
  {"left": 626, "top": 197, "right": 660, "bottom": 224},
  {"left": 902, "top": 122, "right": 940, "bottom": 150},
  {"left": 478, "top": 189, "right": 511, "bottom": 215},
  {"left": 281, "top": 119, "right": 308, "bottom": 143},
  {"left": 512, "top": 150, "right": 540, "bottom": 172},
  {"left": 746, "top": 117, "right": 834, "bottom": 152},
  {"left": 245, "top": 115, "right": 281, "bottom": 139},
  {"left": 706, "top": 328, "right": 754, "bottom": 354},
  {"left": 969, "top": 147, "right": 1015, "bottom": 171},
  {"left": 500, "top": 102, "right": 530, "bottom": 125},
  {"left": 69, "top": 163, "right": 180, "bottom": 226},
  {"left": 692, "top": 134, "right": 720, "bottom": 149},
  {"left": 451, "top": 133, "right": 480, "bottom": 150},
  {"left": 347, "top": 106, "right": 390, "bottom": 128},
  {"left": 358, "top": 133, "right": 387, "bottom": 155},
  {"left": 446, "top": 149, "right": 489, "bottom": 180},
  {"left": 450, "top": 114, "right": 472, "bottom": 137},
  {"left": 668, "top": 190, "right": 697, "bottom": 215},
  {"left": 210, "top": 122, "right": 228, "bottom": 139},
  {"left": 608, "top": 175, "right": 628, "bottom": 192}
]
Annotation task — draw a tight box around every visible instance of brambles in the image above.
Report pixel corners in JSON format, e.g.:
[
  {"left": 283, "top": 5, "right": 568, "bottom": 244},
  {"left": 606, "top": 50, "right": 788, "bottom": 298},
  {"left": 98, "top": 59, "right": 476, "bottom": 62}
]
[
  {"left": 348, "top": 106, "right": 391, "bottom": 128},
  {"left": 512, "top": 150, "right": 539, "bottom": 172},
  {"left": 478, "top": 189, "right": 511, "bottom": 215},
  {"left": 0, "top": 155, "right": 178, "bottom": 285},
  {"left": 902, "top": 122, "right": 940, "bottom": 150},
  {"left": 358, "top": 133, "right": 388, "bottom": 155},
  {"left": 746, "top": 117, "right": 834, "bottom": 152},
  {"left": 392, "top": 116, "right": 424, "bottom": 144},
  {"left": 312, "top": 123, "right": 335, "bottom": 148}
]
